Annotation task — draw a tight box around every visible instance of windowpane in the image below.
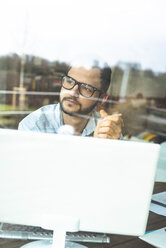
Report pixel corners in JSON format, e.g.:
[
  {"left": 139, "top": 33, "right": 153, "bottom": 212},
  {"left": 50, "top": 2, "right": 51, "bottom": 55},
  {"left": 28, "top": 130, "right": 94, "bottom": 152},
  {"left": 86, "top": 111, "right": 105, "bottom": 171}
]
[{"left": 0, "top": 0, "right": 166, "bottom": 143}]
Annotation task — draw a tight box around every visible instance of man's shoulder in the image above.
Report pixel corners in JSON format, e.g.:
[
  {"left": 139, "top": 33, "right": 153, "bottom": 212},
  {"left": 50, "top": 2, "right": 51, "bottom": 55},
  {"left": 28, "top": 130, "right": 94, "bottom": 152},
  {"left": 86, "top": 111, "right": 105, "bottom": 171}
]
[
  {"left": 38, "top": 103, "right": 59, "bottom": 112},
  {"left": 18, "top": 103, "right": 60, "bottom": 131},
  {"left": 22, "top": 104, "right": 58, "bottom": 121}
]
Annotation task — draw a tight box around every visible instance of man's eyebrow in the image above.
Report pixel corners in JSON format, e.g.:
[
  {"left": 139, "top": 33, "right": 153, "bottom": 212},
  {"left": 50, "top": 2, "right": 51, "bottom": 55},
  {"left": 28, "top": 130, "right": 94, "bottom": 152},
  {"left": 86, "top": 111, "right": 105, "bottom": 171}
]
[
  {"left": 67, "top": 75, "right": 82, "bottom": 83},
  {"left": 67, "top": 75, "right": 77, "bottom": 81}
]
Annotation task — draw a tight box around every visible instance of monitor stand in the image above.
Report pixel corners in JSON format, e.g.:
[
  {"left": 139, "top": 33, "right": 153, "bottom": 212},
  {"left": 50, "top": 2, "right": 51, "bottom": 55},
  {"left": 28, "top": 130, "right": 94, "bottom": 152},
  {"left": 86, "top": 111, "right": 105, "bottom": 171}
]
[
  {"left": 20, "top": 215, "right": 87, "bottom": 248},
  {"left": 20, "top": 231, "right": 87, "bottom": 248},
  {"left": 20, "top": 240, "right": 87, "bottom": 248}
]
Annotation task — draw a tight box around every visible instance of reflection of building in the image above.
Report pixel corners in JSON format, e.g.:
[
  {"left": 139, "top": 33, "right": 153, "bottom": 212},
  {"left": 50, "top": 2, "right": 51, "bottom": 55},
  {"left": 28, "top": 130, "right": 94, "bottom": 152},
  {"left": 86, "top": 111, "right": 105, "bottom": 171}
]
[
  {"left": 119, "top": 64, "right": 130, "bottom": 102},
  {"left": 111, "top": 62, "right": 166, "bottom": 102},
  {"left": 0, "top": 71, "right": 7, "bottom": 105},
  {"left": 109, "top": 62, "right": 166, "bottom": 141},
  {"left": 0, "top": 53, "right": 70, "bottom": 128},
  {"left": 0, "top": 53, "right": 69, "bottom": 109},
  {"left": 33, "top": 57, "right": 42, "bottom": 66}
]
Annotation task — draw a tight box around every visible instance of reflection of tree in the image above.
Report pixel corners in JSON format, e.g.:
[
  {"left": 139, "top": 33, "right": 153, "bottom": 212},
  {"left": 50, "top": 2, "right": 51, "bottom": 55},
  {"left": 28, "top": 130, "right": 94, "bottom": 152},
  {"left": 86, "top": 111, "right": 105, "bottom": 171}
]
[
  {"left": 0, "top": 53, "right": 70, "bottom": 108},
  {"left": 0, "top": 54, "right": 166, "bottom": 136},
  {"left": 1, "top": 55, "right": 166, "bottom": 108},
  {"left": 0, "top": 54, "right": 20, "bottom": 72},
  {"left": 107, "top": 62, "right": 166, "bottom": 141},
  {"left": 110, "top": 63, "right": 166, "bottom": 103},
  {"left": 144, "top": 69, "right": 155, "bottom": 78},
  {"left": 136, "top": 93, "right": 144, "bottom": 99}
]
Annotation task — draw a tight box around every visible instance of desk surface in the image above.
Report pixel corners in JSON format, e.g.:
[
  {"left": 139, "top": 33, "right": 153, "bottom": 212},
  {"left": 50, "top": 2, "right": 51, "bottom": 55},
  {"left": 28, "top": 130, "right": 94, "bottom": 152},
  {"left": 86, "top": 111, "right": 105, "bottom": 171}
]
[{"left": 0, "top": 182, "right": 166, "bottom": 248}]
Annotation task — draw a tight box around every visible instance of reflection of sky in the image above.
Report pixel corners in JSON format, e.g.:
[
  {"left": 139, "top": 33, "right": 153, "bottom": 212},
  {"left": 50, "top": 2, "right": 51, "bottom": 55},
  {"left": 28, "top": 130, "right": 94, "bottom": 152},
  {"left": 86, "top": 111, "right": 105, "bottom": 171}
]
[{"left": 0, "top": 0, "right": 166, "bottom": 72}]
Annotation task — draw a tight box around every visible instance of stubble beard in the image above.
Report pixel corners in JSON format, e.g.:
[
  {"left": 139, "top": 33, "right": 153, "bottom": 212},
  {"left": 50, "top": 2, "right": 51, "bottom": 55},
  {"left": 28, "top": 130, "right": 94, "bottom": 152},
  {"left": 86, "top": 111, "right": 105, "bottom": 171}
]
[{"left": 60, "top": 97, "right": 98, "bottom": 117}]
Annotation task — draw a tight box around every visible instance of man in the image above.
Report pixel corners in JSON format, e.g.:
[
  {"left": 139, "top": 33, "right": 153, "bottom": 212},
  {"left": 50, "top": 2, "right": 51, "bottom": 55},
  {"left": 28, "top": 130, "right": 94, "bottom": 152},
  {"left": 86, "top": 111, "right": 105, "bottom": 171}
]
[{"left": 18, "top": 65, "right": 123, "bottom": 139}]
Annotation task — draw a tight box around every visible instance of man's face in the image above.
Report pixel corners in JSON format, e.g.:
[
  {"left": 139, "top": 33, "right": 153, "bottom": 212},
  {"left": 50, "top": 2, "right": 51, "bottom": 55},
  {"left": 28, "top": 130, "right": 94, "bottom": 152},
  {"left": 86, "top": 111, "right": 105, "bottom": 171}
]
[{"left": 60, "top": 67, "right": 102, "bottom": 116}]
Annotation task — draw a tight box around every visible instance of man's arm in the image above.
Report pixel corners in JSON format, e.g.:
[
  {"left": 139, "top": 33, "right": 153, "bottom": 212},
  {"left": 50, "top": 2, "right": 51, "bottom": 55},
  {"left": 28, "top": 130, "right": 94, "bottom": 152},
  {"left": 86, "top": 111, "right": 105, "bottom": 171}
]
[{"left": 94, "top": 110, "right": 124, "bottom": 139}]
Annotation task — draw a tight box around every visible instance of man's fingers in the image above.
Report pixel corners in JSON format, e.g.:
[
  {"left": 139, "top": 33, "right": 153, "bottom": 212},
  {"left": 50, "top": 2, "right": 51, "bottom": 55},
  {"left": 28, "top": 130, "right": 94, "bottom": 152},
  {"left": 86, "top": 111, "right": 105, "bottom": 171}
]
[
  {"left": 98, "top": 115, "right": 123, "bottom": 127},
  {"left": 100, "top": 109, "right": 108, "bottom": 119},
  {"left": 96, "top": 123, "right": 121, "bottom": 137},
  {"left": 98, "top": 120, "right": 112, "bottom": 127},
  {"left": 94, "top": 110, "right": 124, "bottom": 139},
  {"left": 100, "top": 110, "right": 123, "bottom": 126},
  {"left": 104, "top": 114, "right": 124, "bottom": 127},
  {"left": 97, "top": 126, "right": 111, "bottom": 134},
  {"left": 105, "top": 113, "right": 121, "bottom": 121},
  {"left": 96, "top": 133, "right": 112, "bottom": 139},
  {"left": 97, "top": 115, "right": 123, "bottom": 129}
]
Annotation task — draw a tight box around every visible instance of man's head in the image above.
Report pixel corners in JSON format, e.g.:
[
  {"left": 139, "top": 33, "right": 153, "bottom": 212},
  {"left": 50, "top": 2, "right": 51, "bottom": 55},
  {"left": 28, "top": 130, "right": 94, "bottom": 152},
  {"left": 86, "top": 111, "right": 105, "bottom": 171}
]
[{"left": 60, "top": 65, "right": 111, "bottom": 116}]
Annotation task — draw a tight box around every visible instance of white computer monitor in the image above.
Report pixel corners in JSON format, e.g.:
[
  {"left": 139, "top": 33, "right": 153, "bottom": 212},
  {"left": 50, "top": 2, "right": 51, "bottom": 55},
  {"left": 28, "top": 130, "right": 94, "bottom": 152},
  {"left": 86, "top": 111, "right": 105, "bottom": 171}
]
[{"left": 0, "top": 129, "right": 160, "bottom": 248}]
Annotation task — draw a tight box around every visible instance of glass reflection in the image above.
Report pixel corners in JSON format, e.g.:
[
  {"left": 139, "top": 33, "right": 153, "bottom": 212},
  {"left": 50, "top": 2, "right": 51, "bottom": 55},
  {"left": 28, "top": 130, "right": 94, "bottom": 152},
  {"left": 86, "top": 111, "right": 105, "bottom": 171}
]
[{"left": 0, "top": 53, "right": 166, "bottom": 143}]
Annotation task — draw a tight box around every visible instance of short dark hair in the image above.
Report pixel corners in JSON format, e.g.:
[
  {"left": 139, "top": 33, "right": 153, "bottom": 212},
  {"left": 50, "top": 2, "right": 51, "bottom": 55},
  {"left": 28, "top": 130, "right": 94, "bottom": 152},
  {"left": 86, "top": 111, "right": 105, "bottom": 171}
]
[{"left": 100, "top": 66, "right": 112, "bottom": 93}]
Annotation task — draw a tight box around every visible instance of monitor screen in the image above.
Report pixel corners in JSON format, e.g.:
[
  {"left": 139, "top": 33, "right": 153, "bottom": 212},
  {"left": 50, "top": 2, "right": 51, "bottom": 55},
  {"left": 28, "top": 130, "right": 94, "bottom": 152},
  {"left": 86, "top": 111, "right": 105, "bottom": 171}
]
[{"left": 0, "top": 129, "right": 160, "bottom": 237}]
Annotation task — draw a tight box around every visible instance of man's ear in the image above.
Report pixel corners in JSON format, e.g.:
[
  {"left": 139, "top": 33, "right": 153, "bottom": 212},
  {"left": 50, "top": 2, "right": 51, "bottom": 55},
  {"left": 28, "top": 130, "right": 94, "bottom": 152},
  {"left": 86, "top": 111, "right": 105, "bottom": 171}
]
[{"left": 96, "top": 94, "right": 109, "bottom": 111}]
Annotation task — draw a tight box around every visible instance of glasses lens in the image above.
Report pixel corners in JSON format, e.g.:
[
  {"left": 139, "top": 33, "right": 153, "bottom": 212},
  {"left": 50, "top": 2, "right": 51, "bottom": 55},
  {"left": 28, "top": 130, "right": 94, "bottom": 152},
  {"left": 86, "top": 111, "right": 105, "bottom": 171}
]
[
  {"left": 80, "top": 84, "right": 94, "bottom": 97},
  {"left": 62, "top": 76, "right": 75, "bottom": 89}
]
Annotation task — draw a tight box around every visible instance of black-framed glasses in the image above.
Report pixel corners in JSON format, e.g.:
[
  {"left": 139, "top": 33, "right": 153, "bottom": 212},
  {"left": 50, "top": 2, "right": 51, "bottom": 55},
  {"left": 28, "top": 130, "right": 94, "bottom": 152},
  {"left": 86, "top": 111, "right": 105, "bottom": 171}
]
[{"left": 61, "top": 75, "right": 103, "bottom": 98}]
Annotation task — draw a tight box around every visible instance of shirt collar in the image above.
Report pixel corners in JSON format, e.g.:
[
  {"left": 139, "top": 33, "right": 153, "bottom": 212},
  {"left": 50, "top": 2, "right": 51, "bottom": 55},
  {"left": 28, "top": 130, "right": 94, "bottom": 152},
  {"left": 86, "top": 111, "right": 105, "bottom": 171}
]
[
  {"left": 82, "top": 110, "right": 100, "bottom": 137},
  {"left": 56, "top": 103, "right": 100, "bottom": 137},
  {"left": 55, "top": 103, "right": 64, "bottom": 128}
]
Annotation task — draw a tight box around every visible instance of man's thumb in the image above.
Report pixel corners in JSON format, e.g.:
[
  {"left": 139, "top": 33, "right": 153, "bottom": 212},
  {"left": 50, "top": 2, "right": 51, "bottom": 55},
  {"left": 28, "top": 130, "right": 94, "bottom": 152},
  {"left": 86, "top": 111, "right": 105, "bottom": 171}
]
[{"left": 100, "top": 109, "right": 108, "bottom": 119}]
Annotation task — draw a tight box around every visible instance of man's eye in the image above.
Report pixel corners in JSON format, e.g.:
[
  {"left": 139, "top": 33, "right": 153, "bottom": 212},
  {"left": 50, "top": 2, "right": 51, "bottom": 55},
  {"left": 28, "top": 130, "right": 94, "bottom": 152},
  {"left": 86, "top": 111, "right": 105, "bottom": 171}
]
[
  {"left": 81, "top": 85, "right": 93, "bottom": 93},
  {"left": 67, "top": 79, "right": 74, "bottom": 84}
]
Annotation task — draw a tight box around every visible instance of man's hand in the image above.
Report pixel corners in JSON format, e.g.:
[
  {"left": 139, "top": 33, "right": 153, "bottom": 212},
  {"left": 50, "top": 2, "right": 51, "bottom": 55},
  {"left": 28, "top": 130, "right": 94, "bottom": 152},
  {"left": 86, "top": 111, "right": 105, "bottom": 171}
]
[{"left": 94, "top": 109, "right": 124, "bottom": 139}]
